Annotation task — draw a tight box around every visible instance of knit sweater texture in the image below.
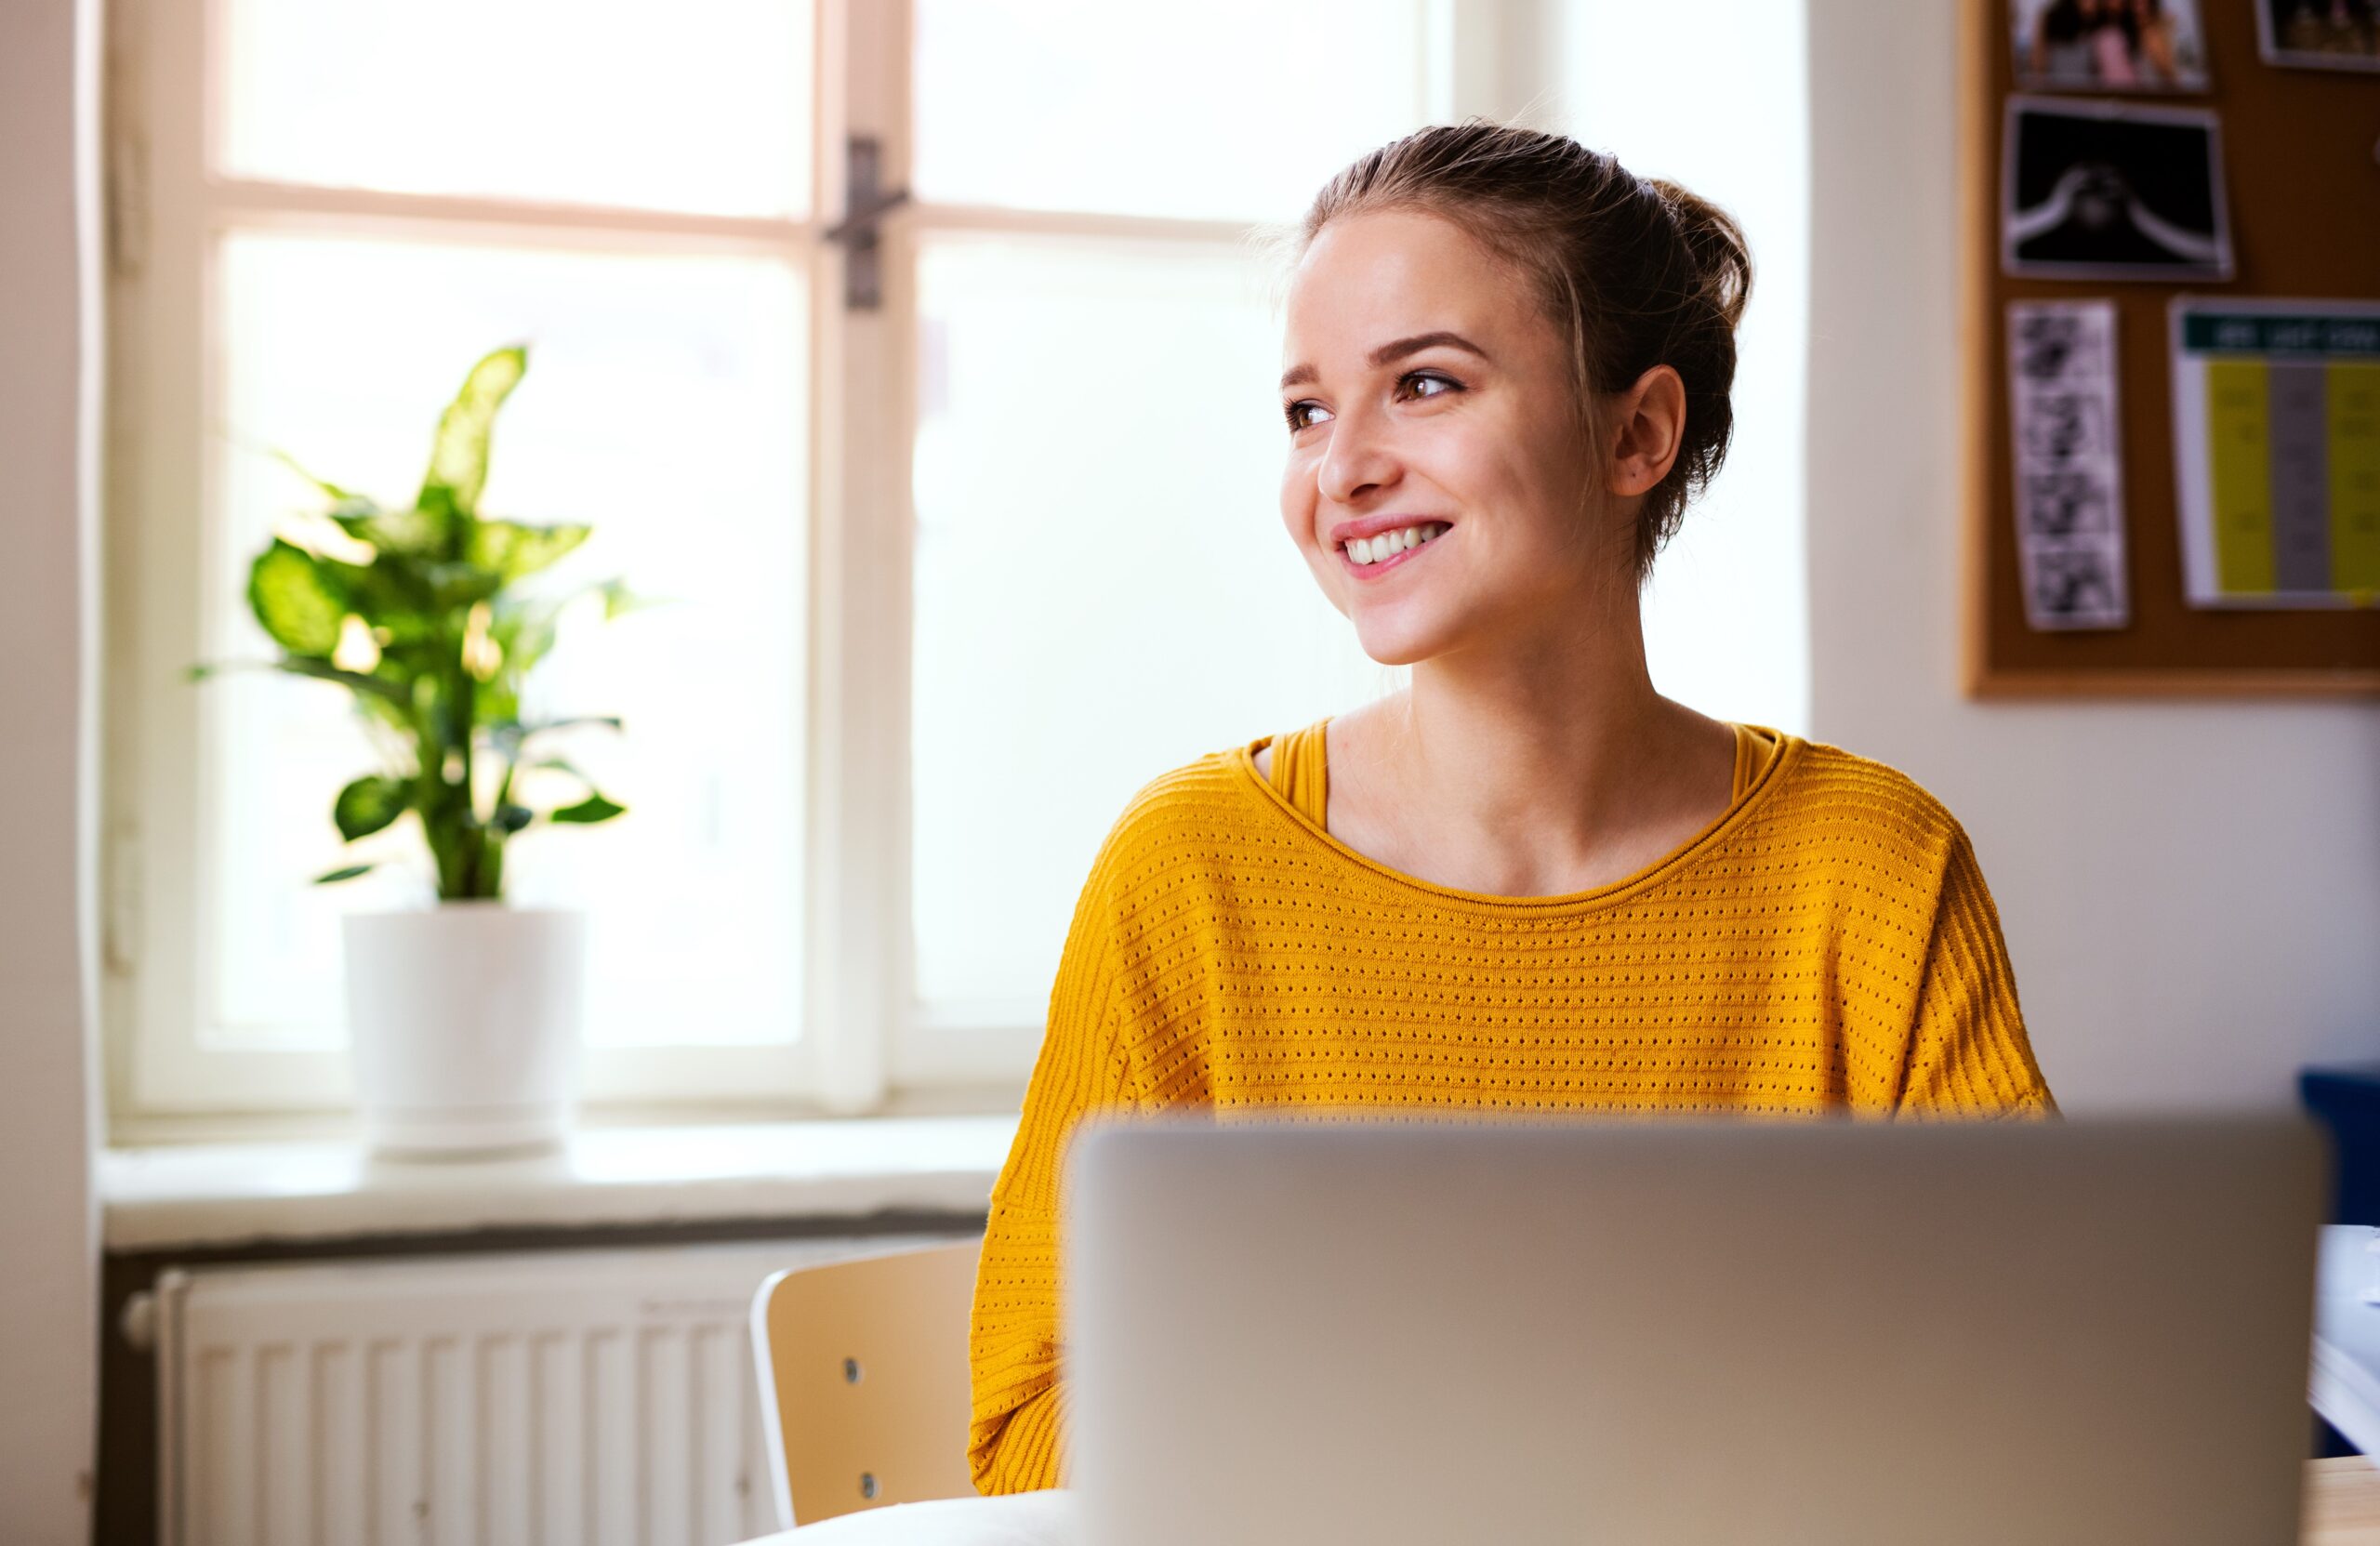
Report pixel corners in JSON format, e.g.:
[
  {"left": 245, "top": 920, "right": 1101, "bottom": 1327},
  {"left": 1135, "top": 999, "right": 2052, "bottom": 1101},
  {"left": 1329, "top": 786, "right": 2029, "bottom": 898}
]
[{"left": 966, "top": 720, "right": 2056, "bottom": 1496}]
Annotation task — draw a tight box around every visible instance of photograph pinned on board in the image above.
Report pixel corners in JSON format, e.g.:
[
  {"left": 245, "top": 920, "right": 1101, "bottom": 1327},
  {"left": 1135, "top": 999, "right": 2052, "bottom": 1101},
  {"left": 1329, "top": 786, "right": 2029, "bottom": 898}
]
[
  {"left": 2006, "top": 299, "right": 2132, "bottom": 630},
  {"left": 2012, "top": 0, "right": 2210, "bottom": 91},
  {"left": 2002, "top": 98, "right": 2231, "bottom": 281},
  {"left": 2257, "top": 0, "right": 2380, "bottom": 71}
]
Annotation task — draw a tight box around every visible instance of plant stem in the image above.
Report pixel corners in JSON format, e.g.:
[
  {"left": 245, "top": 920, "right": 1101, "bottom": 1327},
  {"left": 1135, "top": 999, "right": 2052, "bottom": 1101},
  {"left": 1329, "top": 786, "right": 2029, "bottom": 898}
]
[{"left": 455, "top": 662, "right": 482, "bottom": 897}]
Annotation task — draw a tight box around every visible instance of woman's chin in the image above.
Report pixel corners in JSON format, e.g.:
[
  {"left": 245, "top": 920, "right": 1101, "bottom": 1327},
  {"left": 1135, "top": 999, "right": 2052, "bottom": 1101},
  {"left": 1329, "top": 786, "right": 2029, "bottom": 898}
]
[{"left": 1351, "top": 618, "right": 1452, "bottom": 669}]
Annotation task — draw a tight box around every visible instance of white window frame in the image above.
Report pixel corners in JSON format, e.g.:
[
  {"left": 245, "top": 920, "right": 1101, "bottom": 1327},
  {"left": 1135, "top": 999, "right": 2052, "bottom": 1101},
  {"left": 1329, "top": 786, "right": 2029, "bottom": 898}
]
[{"left": 99, "top": 0, "right": 1554, "bottom": 1130}]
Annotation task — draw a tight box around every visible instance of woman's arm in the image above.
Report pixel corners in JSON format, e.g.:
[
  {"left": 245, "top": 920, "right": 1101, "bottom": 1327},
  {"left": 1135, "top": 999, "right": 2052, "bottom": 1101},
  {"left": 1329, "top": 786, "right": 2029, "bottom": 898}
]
[
  {"left": 966, "top": 864, "right": 1136, "bottom": 1494},
  {"left": 1895, "top": 826, "right": 2058, "bottom": 1117}
]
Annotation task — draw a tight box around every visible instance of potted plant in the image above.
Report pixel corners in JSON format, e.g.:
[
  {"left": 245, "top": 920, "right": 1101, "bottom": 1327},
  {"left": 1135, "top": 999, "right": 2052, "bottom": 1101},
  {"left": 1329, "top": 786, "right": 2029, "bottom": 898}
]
[{"left": 191, "top": 343, "right": 641, "bottom": 1156}]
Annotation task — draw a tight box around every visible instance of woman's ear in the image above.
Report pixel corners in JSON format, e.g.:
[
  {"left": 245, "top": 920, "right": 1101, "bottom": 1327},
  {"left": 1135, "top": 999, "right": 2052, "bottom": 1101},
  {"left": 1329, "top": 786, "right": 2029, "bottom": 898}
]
[{"left": 1605, "top": 363, "right": 1687, "bottom": 499}]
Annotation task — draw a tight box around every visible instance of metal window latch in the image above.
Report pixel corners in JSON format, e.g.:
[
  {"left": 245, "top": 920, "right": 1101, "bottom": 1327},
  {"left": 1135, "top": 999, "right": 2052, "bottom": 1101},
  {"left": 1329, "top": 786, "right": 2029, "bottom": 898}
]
[{"left": 825, "top": 135, "right": 911, "bottom": 311}]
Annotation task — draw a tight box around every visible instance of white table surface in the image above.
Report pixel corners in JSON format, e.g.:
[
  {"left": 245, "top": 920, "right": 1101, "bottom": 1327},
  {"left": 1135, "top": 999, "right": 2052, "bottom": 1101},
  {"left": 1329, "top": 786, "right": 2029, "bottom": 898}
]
[
  {"left": 2312, "top": 1224, "right": 2380, "bottom": 1455},
  {"left": 737, "top": 1490, "right": 1078, "bottom": 1545}
]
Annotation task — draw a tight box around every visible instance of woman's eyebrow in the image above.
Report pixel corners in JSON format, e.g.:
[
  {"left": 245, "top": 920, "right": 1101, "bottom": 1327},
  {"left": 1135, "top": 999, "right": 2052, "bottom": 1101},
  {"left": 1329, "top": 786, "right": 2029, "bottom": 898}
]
[
  {"left": 1278, "top": 330, "right": 1492, "bottom": 391},
  {"left": 1370, "top": 330, "right": 1490, "bottom": 369}
]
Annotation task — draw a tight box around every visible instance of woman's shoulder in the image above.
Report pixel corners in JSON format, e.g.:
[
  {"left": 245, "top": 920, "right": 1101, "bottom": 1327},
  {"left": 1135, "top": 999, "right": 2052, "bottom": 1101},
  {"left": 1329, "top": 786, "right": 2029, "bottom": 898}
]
[
  {"left": 1733, "top": 738, "right": 2003, "bottom": 953},
  {"left": 1082, "top": 736, "right": 1278, "bottom": 876},
  {"left": 1759, "top": 734, "right": 1978, "bottom": 866}
]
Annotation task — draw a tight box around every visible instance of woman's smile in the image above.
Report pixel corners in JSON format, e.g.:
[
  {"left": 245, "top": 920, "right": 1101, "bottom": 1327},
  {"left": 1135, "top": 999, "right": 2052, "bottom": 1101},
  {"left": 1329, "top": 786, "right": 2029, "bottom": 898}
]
[{"left": 1337, "top": 521, "right": 1451, "bottom": 579}]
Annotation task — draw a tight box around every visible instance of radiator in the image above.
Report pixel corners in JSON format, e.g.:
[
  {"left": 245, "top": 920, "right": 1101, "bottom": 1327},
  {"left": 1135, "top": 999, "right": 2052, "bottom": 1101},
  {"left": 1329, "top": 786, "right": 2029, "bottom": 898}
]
[{"left": 153, "top": 1235, "right": 962, "bottom": 1546}]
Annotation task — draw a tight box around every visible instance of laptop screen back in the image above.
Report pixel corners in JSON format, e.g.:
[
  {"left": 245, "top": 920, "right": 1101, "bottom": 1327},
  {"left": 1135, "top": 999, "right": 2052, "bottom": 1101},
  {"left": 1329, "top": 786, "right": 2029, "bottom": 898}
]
[{"left": 1067, "top": 1115, "right": 2322, "bottom": 1546}]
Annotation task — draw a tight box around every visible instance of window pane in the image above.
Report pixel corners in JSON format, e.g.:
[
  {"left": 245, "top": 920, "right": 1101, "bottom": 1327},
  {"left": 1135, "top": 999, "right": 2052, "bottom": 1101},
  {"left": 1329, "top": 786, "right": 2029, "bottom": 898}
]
[
  {"left": 910, "top": 233, "right": 1390, "bottom": 1013},
  {"left": 914, "top": 0, "right": 1428, "bottom": 222},
  {"left": 212, "top": 231, "right": 807, "bottom": 1051},
  {"left": 218, "top": 0, "right": 813, "bottom": 218}
]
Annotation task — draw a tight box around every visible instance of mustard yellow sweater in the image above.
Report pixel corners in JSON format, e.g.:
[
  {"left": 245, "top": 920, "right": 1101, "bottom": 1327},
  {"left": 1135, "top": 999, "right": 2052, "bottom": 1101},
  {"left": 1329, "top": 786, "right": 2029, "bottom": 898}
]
[{"left": 967, "top": 720, "right": 2055, "bottom": 1496}]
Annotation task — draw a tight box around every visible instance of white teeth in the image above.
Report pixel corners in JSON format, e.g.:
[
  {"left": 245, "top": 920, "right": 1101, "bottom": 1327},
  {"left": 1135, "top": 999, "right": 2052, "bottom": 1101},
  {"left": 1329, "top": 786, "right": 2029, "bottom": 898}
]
[{"left": 1347, "top": 523, "right": 1446, "bottom": 564}]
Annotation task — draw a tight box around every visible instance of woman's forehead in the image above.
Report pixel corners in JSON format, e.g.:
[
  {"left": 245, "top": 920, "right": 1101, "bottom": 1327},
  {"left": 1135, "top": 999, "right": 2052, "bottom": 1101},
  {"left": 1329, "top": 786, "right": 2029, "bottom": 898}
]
[{"left": 1283, "top": 210, "right": 1540, "bottom": 367}]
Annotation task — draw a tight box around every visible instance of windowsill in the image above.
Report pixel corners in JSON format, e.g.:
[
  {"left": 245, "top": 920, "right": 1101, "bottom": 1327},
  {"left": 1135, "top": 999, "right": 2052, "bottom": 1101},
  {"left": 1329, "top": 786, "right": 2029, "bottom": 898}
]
[{"left": 99, "top": 1110, "right": 1020, "bottom": 1254}]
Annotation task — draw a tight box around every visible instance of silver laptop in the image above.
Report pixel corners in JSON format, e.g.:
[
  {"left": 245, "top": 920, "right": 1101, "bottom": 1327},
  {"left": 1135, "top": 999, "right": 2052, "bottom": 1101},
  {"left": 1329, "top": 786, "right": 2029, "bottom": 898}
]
[{"left": 1065, "top": 1114, "right": 2325, "bottom": 1546}]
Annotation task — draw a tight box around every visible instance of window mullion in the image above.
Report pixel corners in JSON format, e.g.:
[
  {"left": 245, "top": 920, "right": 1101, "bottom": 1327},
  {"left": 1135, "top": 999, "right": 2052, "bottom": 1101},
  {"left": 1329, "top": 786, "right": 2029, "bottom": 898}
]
[
  {"left": 804, "top": 0, "right": 915, "bottom": 1113},
  {"left": 113, "top": 0, "right": 271, "bottom": 1116},
  {"left": 193, "top": 178, "right": 826, "bottom": 256},
  {"left": 904, "top": 205, "right": 1261, "bottom": 247}
]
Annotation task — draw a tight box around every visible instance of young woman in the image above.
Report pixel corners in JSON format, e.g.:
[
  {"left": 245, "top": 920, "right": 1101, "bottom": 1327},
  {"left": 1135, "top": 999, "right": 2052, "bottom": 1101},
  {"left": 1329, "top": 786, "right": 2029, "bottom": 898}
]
[{"left": 966, "top": 122, "right": 2056, "bottom": 1498}]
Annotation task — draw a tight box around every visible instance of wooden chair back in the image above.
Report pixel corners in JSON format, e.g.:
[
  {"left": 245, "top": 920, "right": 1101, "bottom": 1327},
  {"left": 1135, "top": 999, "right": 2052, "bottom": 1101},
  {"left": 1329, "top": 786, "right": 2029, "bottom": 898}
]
[{"left": 749, "top": 1239, "right": 984, "bottom": 1528}]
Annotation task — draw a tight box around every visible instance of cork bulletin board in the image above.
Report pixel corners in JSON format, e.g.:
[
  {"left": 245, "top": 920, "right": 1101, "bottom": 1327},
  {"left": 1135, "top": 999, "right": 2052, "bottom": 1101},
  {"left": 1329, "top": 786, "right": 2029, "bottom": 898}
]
[{"left": 1961, "top": 0, "right": 2380, "bottom": 694}]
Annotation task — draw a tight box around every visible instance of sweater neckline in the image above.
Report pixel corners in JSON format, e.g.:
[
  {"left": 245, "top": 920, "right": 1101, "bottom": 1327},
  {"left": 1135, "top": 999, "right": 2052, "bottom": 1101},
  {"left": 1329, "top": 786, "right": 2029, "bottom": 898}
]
[{"left": 1226, "top": 720, "right": 1801, "bottom": 916}]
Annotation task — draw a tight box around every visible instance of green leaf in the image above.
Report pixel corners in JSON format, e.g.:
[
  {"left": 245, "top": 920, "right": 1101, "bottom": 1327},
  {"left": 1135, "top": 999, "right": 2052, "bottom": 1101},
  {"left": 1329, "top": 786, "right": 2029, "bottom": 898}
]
[
  {"left": 486, "top": 804, "right": 535, "bottom": 835},
  {"left": 335, "top": 566, "right": 436, "bottom": 643},
  {"left": 312, "top": 863, "right": 377, "bottom": 885},
  {"left": 247, "top": 539, "right": 349, "bottom": 656},
  {"left": 268, "top": 447, "right": 364, "bottom": 505},
  {"left": 549, "top": 792, "right": 626, "bottom": 825},
  {"left": 416, "top": 345, "right": 527, "bottom": 523},
  {"left": 599, "top": 578, "right": 675, "bottom": 620},
  {"left": 478, "top": 679, "right": 519, "bottom": 726},
  {"left": 485, "top": 714, "right": 625, "bottom": 759},
  {"left": 274, "top": 655, "right": 410, "bottom": 707},
  {"left": 333, "top": 774, "right": 408, "bottom": 841},
  {"left": 469, "top": 520, "right": 590, "bottom": 583},
  {"left": 488, "top": 602, "right": 557, "bottom": 681},
  {"left": 352, "top": 689, "right": 415, "bottom": 737},
  {"left": 334, "top": 505, "right": 446, "bottom": 559},
  {"left": 187, "top": 654, "right": 413, "bottom": 712},
  {"left": 488, "top": 576, "right": 641, "bottom": 681},
  {"left": 423, "top": 561, "right": 505, "bottom": 612}
]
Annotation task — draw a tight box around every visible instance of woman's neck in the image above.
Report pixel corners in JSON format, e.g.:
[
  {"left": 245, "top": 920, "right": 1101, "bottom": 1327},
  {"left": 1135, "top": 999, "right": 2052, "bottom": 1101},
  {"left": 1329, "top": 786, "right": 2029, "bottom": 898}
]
[{"left": 1341, "top": 606, "right": 1737, "bottom": 896}]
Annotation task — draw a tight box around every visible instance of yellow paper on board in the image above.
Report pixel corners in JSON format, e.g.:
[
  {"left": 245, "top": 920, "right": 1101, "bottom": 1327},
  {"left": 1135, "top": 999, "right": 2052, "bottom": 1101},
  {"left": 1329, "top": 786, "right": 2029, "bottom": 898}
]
[{"left": 2206, "top": 357, "right": 2274, "bottom": 596}]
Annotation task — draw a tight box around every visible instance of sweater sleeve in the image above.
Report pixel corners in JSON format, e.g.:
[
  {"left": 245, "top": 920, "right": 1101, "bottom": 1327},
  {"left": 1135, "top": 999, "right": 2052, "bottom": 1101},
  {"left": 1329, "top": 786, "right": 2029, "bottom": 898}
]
[
  {"left": 1895, "top": 826, "right": 2058, "bottom": 1119},
  {"left": 966, "top": 858, "right": 1136, "bottom": 1495}
]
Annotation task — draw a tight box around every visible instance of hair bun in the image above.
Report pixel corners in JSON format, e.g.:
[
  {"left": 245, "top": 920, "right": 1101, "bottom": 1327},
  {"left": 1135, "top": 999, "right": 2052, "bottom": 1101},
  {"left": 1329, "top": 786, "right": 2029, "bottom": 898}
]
[{"left": 1644, "top": 178, "right": 1753, "bottom": 335}]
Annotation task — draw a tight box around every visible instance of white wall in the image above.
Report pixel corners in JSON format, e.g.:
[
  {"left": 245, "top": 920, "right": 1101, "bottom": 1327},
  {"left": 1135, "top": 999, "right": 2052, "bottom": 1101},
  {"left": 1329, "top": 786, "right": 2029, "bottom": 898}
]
[
  {"left": 0, "top": 0, "right": 102, "bottom": 1533},
  {"left": 1804, "top": 0, "right": 2380, "bottom": 1111}
]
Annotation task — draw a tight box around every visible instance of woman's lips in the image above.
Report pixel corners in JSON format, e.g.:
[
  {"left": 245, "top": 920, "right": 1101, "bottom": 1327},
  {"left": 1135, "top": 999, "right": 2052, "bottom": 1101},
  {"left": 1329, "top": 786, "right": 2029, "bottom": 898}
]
[{"left": 1339, "top": 526, "right": 1448, "bottom": 581}]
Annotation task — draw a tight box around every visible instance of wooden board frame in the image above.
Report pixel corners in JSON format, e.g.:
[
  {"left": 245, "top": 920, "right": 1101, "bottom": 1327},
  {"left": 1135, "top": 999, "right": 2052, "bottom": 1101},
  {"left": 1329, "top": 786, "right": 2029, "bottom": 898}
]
[{"left": 1960, "top": 0, "right": 2380, "bottom": 695}]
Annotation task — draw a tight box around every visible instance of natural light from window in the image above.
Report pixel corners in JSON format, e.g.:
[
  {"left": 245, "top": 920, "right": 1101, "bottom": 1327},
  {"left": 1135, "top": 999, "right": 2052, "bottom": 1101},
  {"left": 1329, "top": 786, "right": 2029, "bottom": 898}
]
[
  {"left": 126, "top": 0, "right": 1811, "bottom": 1110},
  {"left": 905, "top": 2, "right": 1427, "bottom": 1024}
]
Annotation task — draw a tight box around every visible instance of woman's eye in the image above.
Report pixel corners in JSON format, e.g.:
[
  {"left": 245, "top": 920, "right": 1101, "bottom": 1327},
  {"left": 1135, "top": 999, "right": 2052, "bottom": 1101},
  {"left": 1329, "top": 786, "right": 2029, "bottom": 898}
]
[{"left": 1285, "top": 372, "right": 1459, "bottom": 433}]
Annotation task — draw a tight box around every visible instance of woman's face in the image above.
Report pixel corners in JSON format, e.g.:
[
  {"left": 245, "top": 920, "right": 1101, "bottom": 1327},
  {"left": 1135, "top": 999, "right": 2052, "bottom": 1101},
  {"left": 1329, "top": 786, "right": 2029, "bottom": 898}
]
[{"left": 1277, "top": 207, "right": 1618, "bottom": 667}]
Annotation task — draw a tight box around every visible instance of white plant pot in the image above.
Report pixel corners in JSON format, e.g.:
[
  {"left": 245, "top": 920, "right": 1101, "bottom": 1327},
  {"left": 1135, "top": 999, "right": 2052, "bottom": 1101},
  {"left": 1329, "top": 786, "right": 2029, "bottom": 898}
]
[{"left": 342, "top": 902, "right": 588, "bottom": 1157}]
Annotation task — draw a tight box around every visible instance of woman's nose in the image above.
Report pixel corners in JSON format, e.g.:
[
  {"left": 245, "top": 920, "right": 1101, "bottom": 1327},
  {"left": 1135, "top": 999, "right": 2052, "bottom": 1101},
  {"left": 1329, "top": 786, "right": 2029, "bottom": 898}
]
[{"left": 1316, "top": 403, "right": 1402, "bottom": 508}]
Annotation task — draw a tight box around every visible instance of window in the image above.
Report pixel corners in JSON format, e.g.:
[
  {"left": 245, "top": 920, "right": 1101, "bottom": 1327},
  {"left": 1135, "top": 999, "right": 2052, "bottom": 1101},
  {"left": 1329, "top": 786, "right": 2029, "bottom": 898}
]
[{"left": 104, "top": 0, "right": 1567, "bottom": 1125}]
